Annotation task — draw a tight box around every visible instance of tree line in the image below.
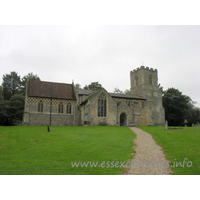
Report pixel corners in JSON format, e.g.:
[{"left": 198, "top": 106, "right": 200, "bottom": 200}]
[
  {"left": 75, "top": 83, "right": 131, "bottom": 94},
  {"left": 0, "top": 72, "right": 40, "bottom": 125},
  {"left": 1, "top": 72, "right": 200, "bottom": 126},
  {"left": 162, "top": 88, "right": 200, "bottom": 126}
]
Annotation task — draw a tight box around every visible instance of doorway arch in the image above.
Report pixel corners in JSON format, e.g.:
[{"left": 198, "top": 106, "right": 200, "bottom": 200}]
[{"left": 120, "top": 113, "right": 127, "bottom": 126}]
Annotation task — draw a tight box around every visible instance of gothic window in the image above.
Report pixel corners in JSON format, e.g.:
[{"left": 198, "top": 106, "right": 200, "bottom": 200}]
[
  {"left": 66, "top": 103, "right": 71, "bottom": 114},
  {"left": 149, "top": 75, "right": 152, "bottom": 85},
  {"left": 135, "top": 76, "right": 138, "bottom": 86},
  {"left": 58, "top": 102, "right": 63, "bottom": 113},
  {"left": 38, "top": 100, "right": 43, "bottom": 112},
  {"left": 98, "top": 93, "right": 107, "bottom": 117}
]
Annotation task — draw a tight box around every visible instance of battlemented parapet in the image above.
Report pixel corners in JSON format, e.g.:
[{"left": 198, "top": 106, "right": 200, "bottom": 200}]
[
  {"left": 130, "top": 66, "right": 157, "bottom": 74},
  {"left": 130, "top": 66, "right": 158, "bottom": 89}
]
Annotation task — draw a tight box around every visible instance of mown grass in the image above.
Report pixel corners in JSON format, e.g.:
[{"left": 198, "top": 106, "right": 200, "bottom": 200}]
[
  {"left": 0, "top": 126, "right": 135, "bottom": 175},
  {"left": 138, "top": 126, "right": 200, "bottom": 175}
]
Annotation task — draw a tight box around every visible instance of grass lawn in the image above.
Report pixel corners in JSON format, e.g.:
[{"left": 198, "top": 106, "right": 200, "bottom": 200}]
[
  {"left": 0, "top": 126, "right": 135, "bottom": 175},
  {"left": 138, "top": 126, "right": 200, "bottom": 175}
]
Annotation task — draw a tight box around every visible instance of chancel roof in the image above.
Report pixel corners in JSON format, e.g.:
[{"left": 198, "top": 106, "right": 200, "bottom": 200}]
[{"left": 28, "top": 80, "right": 76, "bottom": 100}]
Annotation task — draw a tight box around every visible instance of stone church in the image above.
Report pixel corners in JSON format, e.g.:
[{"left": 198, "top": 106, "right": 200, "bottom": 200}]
[{"left": 23, "top": 66, "right": 165, "bottom": 126}]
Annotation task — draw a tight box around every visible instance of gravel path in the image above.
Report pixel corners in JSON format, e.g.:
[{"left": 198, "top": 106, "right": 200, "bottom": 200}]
[{"left": 124, "top": 127, "right": 172, "bottom": 175}]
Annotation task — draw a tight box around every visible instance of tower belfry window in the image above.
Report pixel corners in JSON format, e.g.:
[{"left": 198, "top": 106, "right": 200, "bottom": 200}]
[
  {"left": 135, "top": 76, "right": 138, "bottom": 86},
  {"left": 149, "top": 75, "right": 152, "bottom": 85}
]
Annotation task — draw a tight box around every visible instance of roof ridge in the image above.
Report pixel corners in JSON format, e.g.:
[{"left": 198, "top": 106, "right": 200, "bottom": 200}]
[
  {"left": 29, "top": 79, "right": 72, "bottom": 85},
  {"left": 80, "top": 88, "right": 105, "bottom": 104}
]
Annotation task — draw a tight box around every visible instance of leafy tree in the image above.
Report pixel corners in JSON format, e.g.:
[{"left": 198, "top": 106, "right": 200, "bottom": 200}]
[
  {"left": 75, "top": 83, "right": 81, "bottom": 89},
  {"left": 84, "top": 82, "right": 103, "bottom": 91},
  {"left": 2, "top": 71, "right": 21, "bottom": 100},
  {"left": 83, "top": 85, "right": 88, "bottom": 90},
  {"left": 124, "top": 89, "right": 131, "bottom": 94},
  {"left": 0, "top": 72, "right": 40, "bottom": 125},
  {"left": 0, "top": 94, "right": 24, "bottom": 126},
  {"left": 158, "top": 83, "right": 164, "bottom": 95},
  {"left": 9, "top": 94, "right": 25, "bottom": 124},
  {"left": 113, "top": 88, "right": 123, "bottom": 94},
  {"left": 163, "top": 88, "right": 193, "bottom": 126},
  {"left": 113, "top": 88, "right": 131, "bottom": 94},
  {"left": 20, "top": 72, "right": 41, "bottom": 94},
  {"left": 187, "top": 107, "right": 200, "bottom": 126},
  {"left": 0, "top": 100, "right": 10, "bottom": 125}
]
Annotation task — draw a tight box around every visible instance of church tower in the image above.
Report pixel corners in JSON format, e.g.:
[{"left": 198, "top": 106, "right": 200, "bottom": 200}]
[{"left": 130, "top": 66, "right": 165, "bottom": 125}]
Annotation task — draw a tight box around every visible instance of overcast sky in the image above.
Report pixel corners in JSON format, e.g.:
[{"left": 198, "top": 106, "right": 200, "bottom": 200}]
[{"left": 1, "top": 25, "right": 200, "bottom": 105}]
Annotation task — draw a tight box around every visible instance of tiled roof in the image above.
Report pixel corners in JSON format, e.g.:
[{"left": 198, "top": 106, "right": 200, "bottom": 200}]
[
  {"left": 80, "top": 89, "right": 104, "bottom": 105},
  {"left": 109, "top": 93, "right": 145, "bottom": 100},
  {"left": 76, "top": 88, "right": 144, "bottom": 100},
  {"left": 28, "top": 80, "right": 76, "bottom": 100},
  {"left": 76, "top": 88, "right": 95, "bottom": 95}
]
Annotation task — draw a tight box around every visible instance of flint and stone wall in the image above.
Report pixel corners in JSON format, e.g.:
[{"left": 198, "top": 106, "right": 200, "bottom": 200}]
[
  {"left": 80, "top": 91, "right": 118, "bottom": 126},
  {"left": 23, "top": 67, "right": 164, "bottom": 126},
  {"left": 23, "top": 97, "right": 76, "bottom": 126},
  {"left": 113, "top": 98, "right": 148, "bottom": 126},
  {"left": 80, "top": 91, "right": 148, "bottom": 126}
]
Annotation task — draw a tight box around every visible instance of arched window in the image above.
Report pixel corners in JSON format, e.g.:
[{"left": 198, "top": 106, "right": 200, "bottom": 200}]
[
  {"left": 58, "top": 102, "right": 63, "bottom": 113},
  {"left": 149, "top": 75, "right": 152, "bottom": 85},
  {"left": 38, "top": 100, "right": 43, "bottom": 112},
  {"left": 66, "top": 103, "right": 71, "bottom": 114},
  {"left": 98, "top": 93, "right": 106, "bottom": 117},
  {"left": 135, "top": 76, "right": 138, "bottom": 86}
]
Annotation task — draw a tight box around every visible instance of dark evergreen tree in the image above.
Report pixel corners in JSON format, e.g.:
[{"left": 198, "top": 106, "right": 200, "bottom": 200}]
[
  {"left": 163, "top": 88, "right": 192, "bottom": 126},
  {"left": 0, "top": 94, "right": 24, "bottom": 126},
  {"left": 0, "top": 86, "right": 3, "bottom": 100}
]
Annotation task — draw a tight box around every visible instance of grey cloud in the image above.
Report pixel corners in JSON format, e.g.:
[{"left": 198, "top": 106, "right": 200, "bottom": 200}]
[{"left": 0, "top": 25, "right": 200, "bottom": 104}]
